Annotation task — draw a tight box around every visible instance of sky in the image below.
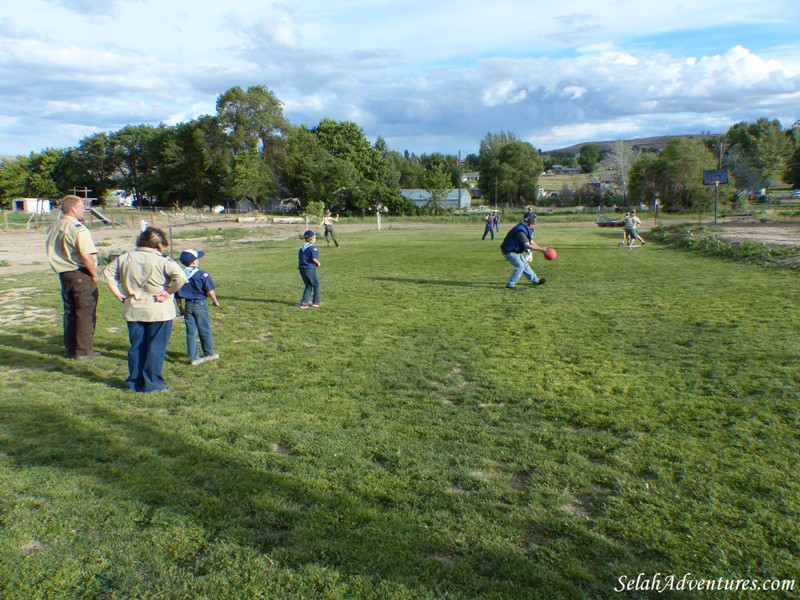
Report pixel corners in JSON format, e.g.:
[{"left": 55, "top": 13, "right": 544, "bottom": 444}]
[{"left": 1, "top": 0, "right": 799, "bottom": 158}]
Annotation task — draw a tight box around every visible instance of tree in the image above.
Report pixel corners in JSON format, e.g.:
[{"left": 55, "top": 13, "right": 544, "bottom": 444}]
[
  {"left": 71, "top": 132, "right": 118, "bottom": 205},
  {"left": 496, "top": 141, "right": 543, "bottom": 206},
  {"left": 725, "top": 118, "right": 793, "bottom": 194},
  {"left": 578, "top": 144, "right": 601, "bottom": 173},
  {"left": 312, "top": 118, "right": 388, "bottom": 183},
  {"left": 143, "top": 117, "right": 229, "bottom": 209},
  {"left": 657, "top": 137, "right": 716, "bottom": 211},
  {"left": 110, "top": 124, "right": 161, "bottom": 206},
  {"left": 0, "top": 156, "right": 30, "bottom": 207},
  {"left": 420, "top": 164, "right": 451, "bottom": 214},
  {"left": 608, "top": 141, "right": 639, "bottom": 204},
  {"left": 477, "top": 131, "right": 519, "bottom": 202},
  {"left": 216, "top": 85, "right": 287, "bottom": 159},
  {"left": 228, "top": 150, "right": 277, "bottom": 205},
  {"left": 26, "top": 149, "right": 67, "bottom": 199},
  {"left": 784, "top": 144, "right": 800, "bottom": 189}
]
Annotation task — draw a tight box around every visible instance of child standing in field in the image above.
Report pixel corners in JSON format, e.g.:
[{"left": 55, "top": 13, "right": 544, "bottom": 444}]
[
  {"left": 298, "top": 230, "right": 322, "bottom": 308},
  {"left": 624, "top": 210, "right": 647, "bottom": 248},
  {"left": 175, "top": 249, "right": 220, "bottom": 365}
]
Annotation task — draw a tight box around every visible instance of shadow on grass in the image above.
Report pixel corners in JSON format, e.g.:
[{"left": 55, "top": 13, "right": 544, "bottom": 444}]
[
  {"left": 371, "top": 277, "right": 497, "bottom": 288},
  {"left": 0, "top": 393, "right": 653, "bottom": 597}
]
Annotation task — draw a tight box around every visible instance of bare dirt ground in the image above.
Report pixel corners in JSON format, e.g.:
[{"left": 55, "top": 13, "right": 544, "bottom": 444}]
[
  {"left": 1, "top": 215, "right": 798, "bottom": 278},
  {"left": 0, "top": 216, "right": 457, "bottom": 277}
]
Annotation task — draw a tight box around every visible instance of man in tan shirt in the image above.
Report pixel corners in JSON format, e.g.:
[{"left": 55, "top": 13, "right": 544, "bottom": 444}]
[{"left": 45, "top": 195, "right": 100, "bottom": 359}]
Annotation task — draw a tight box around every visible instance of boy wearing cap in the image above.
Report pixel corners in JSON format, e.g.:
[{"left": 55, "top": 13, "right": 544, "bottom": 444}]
[
  {"left": 175, "top": 249, "right": 220, "bottom": 365},
  {"left": 298, "top": 230, "right": 322, "bottom": 308}
]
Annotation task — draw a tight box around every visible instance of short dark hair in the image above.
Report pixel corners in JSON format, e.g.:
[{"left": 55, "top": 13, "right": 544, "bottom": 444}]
[{"left": 136, "top": 227, "right": 169, "bottom": 249}]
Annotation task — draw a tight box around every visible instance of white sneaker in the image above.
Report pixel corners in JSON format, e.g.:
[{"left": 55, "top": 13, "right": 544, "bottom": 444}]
[{"left": 191, "top": 354, "right": 219, "bottom": 366}]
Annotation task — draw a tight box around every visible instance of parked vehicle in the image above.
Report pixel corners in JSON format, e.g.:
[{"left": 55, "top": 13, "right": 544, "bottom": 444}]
[{"left": 596, "top": 214, "right": 625, "bottom": 227}]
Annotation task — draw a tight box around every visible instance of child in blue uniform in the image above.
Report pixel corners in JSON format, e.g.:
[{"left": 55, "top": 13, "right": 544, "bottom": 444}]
[
  {"left": 298, "top": 230, "right": 322, "bottom": 308},
  {"left": 175, "top": 249, "right": 220, "bottom": 365}
]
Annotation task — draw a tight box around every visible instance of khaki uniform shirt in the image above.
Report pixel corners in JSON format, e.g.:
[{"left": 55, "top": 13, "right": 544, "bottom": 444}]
[
  {"left": 45, "top": 216, "right": 98, "bottom": 273},
  {"left": 100, "top": 248, "right": 188, "bottom": 322}
]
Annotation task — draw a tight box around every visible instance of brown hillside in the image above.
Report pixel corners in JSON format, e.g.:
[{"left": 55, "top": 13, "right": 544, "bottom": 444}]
[{"left": 548, "top": 133, "right": 723, "bottom": 154}]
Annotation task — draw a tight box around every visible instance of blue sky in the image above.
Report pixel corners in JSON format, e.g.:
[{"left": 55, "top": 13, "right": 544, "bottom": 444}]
[{"left": 1, "top": 0, "right": 799, "bottom": 157}]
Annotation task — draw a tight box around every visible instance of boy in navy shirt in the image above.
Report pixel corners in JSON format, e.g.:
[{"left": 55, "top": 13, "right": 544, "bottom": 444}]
[
  {"left": 298, "top": 230, "right": 322, "bottom": 308},
  {"left": 176, "top": 249, "right": 220, "bottom": 365}
]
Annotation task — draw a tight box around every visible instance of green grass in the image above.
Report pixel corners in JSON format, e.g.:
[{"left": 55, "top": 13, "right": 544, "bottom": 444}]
[{"left": 1, "top": 224, "right": 799, "bottom": 598}]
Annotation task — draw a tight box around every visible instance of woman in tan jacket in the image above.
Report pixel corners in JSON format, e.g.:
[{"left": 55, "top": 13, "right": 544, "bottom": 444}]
[{"left": 100, "top": 227, "right": 187, "bottom": 392}]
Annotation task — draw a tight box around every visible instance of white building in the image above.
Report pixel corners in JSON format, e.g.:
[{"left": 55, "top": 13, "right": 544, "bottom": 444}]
[{"left": 12, "top": 198, "right": 51, "bottom": 214}]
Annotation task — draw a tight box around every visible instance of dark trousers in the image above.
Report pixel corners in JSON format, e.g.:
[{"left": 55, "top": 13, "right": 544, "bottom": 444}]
[
  {"left": 324, "top": 225, "right": 339, "bottom": 247},
  {"left": 58, "top": 270, "right": 98, "bottom": 357},
  {"left": 126, "top": 320, "right": 173, "bottom": 392}
]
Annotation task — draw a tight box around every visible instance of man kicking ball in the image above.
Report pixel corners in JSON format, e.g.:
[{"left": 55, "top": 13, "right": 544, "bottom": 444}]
[{"left": 500, "top": 212, "right": 549, "bottom": 290}]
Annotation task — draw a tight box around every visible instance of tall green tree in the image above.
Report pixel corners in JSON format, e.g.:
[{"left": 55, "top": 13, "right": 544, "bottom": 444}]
[
  {"left": 495, "top": 141, "right": 543, "bottom": 206},
  {"left": 0, "top": 156, "right": 30, "bottom": 206},
  {"left": 228, "top": 150, "right": 277, "bottom": 205},
  {"left": 656, "top": 137, "right": 716, "bottom": 210},
  {"left": 477, "top": 131, "right": 519, "bottom": 202},
  {"left": 725, "top": 118, "right": 793, "bottom": 193},
  {"left": 478, "top": 133, "right": 542, "bottom": 207},
  {"left": 216, "top": 85, "right": 287, "bottom": 159},
  {"left": 420, "top": 164, "right": 452, "bottom": 214},
  {"left": 143, "top": 117, "right": 229, "bottom": 209},
  {"left": 109, "top": 124, "right": 160, "bottom": 204},
  {"left": 70, "top": 132, "right": 118, "bottom": 205},
  {"left": 578, "top": 144, "right": 601, "bottom": 173}
]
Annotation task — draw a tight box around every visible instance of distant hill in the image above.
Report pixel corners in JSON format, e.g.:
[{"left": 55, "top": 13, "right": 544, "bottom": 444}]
[{"left": 547, "top": 133, "right": 724, "bottom": 154}]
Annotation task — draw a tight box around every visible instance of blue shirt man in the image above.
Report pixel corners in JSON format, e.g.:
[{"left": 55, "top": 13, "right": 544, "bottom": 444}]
[{"left": 500, "top": 212, "right": 548, "bottom": 290}]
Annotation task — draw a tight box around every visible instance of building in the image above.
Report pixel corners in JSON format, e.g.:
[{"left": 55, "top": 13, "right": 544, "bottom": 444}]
[
  {"left": 399, "top": 188, "right": 472, "bottom": 210},
  {"left": 11, "top": 198, "right": 51, "bottom": 214}
]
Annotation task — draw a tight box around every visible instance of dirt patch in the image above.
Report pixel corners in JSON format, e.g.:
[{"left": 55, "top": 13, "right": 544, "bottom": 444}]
[
  {"left": 0, "top": 216, "right": 419, "bottom": 277},
  {"left": 713, "top": 218, "right": 800, "bottom": 247}
]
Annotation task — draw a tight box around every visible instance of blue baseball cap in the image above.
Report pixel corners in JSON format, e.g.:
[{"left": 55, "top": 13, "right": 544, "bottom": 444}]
[
  {"left": 179, "top": 249, "right": 204, "bottom": 266},
  {"left": 303, "top": 230, "right": 317, "bottom": 238}
]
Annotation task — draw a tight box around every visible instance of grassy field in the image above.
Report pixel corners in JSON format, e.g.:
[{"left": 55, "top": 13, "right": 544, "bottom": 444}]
[{"left": 1, "top": 223, "right": 799, "bottom": 598}]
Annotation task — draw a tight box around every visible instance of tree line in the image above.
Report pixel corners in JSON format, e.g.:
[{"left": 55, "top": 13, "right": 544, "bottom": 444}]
[{"left": 1, "top": 84, "right": 798, "bottom": 213}]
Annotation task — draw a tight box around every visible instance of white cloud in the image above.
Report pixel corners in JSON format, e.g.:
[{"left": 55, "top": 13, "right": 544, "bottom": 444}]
[{"left": 1, "top": 0, "right": 799, "bottom": 156}]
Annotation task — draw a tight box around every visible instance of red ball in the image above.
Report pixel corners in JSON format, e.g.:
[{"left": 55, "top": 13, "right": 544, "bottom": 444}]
[{"left": 544, "top": 247, "right": 557, "bottom": 261}]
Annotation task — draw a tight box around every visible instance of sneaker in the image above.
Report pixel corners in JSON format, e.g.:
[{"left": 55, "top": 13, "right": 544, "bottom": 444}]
[
  {"left": 205, "top": 354, "right": 220, "bottom": 362},
  {"left": 505, "top": 286, "right": 518, "bottom": 291},
  {"left": 75, "top": 351, "right": 102, "bottom": 360},
  {"left": 300, "top": 303, "right": 311, "bottom": 308},
  {"left": 311, "top": 302, "right": 323, "bottom": 308},
  {"left": 190, "top": 358, "right": 204, "bottom": 366},
  {"left": 533, "top": 278, "right": 547, "bottom": 286}
]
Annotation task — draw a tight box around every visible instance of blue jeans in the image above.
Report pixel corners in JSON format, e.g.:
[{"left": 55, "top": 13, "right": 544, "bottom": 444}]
[
  {"left": 482, "top": 225, "right": 494, "bottom": 240},
  {"left": 503, "top": 251, "right": 539, "bottom": 287},
  {"left": 126, "top": 320, "right": 172, "bottom": 392},
  {"left": 300, "top": 268, "right": 320, "bottom": 304},
  {"left": 183, "top": 299, "right": 214, "bottom": 361}
]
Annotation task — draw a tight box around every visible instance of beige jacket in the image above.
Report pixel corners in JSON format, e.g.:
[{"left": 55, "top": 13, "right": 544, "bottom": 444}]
[
  {"left": 100, "top": 248, "right": 187, "bottom": 322},
  {"left": 45, "top": 216, "right": 98, "bottom": 274}
]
